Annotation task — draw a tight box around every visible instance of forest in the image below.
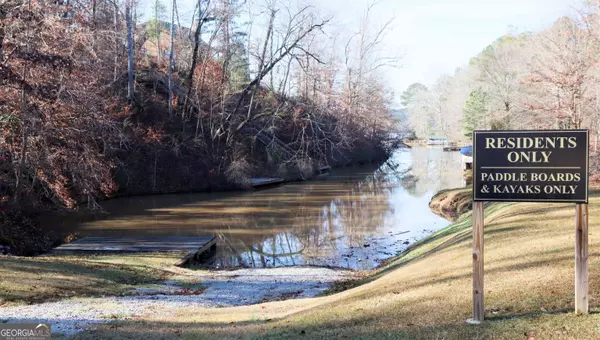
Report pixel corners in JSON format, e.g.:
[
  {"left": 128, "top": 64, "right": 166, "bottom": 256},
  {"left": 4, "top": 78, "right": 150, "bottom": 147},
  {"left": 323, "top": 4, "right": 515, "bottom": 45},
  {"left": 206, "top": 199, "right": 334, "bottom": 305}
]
[
  {"left": 0, "top": 0, "right": 400, "bottom": 254},
  {"left": 403, "top": 1, "right": 600, "bottom": 145}
]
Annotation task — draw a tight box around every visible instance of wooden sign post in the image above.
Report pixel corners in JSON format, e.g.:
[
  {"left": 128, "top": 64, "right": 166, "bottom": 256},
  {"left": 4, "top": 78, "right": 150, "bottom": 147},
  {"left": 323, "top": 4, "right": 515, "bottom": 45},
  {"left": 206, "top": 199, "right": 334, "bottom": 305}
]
[
  {"left": 470, "top": 130, "right": 589, "bottom": 324},
  {"left": 575, "top": 203, "right": 589, "bottom": 314},
  {"left": 472, "top": 201, "right": 485, "bottom": 323}
]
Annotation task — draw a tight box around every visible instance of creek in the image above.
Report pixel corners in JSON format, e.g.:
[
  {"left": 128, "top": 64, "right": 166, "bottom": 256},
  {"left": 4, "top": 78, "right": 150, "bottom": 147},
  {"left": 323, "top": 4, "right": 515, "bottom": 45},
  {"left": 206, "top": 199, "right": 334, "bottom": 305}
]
[{"left": 46, "top": 146, "right": 465, "bottom": 270}]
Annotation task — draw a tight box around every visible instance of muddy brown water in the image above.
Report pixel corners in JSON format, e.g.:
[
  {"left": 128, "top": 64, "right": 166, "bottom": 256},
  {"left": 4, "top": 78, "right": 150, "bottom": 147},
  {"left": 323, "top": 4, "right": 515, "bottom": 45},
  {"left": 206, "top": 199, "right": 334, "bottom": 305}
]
[{"left": 45, "top": 147, "right": 465, "bottom": 270}]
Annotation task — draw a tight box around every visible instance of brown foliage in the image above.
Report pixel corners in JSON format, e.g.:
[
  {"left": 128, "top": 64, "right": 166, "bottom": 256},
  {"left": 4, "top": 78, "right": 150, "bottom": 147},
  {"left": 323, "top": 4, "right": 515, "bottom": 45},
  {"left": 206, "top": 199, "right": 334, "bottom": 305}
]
[
  {"left": 1, "top": 0, "right": 123, "bottom": 208},
  {"left": 0, "top": 0, "right": 397, "bottom": 255}
]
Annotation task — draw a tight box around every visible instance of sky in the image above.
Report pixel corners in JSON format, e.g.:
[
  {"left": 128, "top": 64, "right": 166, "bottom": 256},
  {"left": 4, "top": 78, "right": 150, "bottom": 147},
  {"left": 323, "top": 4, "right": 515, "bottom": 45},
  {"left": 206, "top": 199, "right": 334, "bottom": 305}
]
[
  {"left": 308, "top": 0, "right": 581, "bottom": 100},
  {"left": 144, "top": 0, "right": 582, "bottom": 103}
]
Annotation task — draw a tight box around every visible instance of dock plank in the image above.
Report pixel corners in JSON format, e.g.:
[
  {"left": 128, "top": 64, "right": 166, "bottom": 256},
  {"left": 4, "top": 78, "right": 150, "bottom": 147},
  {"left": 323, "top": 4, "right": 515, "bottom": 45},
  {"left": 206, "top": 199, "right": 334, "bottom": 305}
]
[
  {"left": 249, "top": 177, "right": 283, "bottom": 187},
  {"left": 53, "top": 236, "right": 217, "bottom": 266}
]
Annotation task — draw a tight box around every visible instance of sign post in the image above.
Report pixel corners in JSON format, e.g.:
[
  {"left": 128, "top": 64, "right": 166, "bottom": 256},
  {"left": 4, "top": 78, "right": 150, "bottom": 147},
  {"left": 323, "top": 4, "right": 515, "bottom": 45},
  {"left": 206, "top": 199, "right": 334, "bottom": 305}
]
[
  {"left": 471, "top": 130, "right": 589, "bottom": 323},
  {"left": 575, "top": 203, "right": 588, "bottom": 314},
  {"left": 472, "top": 201, "right": 485, "bottom": 323}
]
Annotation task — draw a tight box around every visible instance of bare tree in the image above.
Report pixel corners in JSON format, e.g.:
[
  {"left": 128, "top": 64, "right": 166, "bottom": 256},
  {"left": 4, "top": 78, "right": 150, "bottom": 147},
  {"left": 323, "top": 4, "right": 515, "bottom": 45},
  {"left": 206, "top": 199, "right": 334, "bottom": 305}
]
[
  {"left": 524, "top": 16, "right": 597, "bottom": 129},
  {"left": 125, "top": 0, "right": 135, "bottom": 102},
  {"left": 185, "top": 0, "right": 212, "bottom": 104},
  {"left": 168, "top": 0, "right": 176, "bottom": 115},
  {"left": 229, "top": 5, "right": 330, "bottom": 129},
  {"left": 473, "top": 35, "right": 531, "bottom": 128},
  {"left": 155, "top": 0, "right": 161, "bottom": 64}
]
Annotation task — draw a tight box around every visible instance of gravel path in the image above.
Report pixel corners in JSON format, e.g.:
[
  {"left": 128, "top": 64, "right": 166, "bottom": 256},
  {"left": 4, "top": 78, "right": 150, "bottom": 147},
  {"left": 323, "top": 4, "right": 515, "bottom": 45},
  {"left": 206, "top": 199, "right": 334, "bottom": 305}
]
[{"left": 0, "top": 267, "right": 352, "bottom": 337}]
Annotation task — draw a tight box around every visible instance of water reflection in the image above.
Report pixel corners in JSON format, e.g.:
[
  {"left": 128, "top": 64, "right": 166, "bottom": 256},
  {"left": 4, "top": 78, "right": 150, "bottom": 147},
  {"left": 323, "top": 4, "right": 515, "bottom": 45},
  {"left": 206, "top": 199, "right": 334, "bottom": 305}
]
[
  {"left": 402, "top": 146, "right": 465, "bottom": 197},
  {"left": 46, "top": 147, "right": 465, "bottom": 270}
]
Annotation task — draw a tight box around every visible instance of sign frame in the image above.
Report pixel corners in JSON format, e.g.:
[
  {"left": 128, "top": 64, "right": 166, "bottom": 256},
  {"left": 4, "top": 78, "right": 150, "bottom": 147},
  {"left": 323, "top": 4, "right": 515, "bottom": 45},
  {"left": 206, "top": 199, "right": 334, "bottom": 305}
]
[
  {"left": 472, "top": 129, "right": 589, "bottom": 204},
  {"left": 468, "top": 129, "right": 590, "bottom": 325}
]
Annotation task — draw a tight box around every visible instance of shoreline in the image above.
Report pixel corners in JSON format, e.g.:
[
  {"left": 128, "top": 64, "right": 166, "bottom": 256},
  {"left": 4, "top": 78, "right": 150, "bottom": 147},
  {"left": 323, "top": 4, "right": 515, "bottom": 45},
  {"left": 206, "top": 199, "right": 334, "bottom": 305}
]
[
  {"left": 1, "top": 154, "right": 460, "bottom": 338},
  {"left": 0, "top": 266, "right": 357, "bottom": 337},
  {"left": 0, "top": 154, "right": 395, "bottom": 257},
  {"left": 21, "top": 185, "right": 478, "bottom": 338},
  {"left": 428, "top": 187, "right": 473, "bottom": 221},
  {"left": 328, "top": 186, "right": 476, "bottom": 294}
]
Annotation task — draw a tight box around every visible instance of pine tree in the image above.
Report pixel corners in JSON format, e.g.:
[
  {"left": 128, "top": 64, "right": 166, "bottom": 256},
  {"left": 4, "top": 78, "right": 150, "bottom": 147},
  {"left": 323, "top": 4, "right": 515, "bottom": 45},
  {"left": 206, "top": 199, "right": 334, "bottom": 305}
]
[
  {"left": 148, "top": 0, "right": 167, "bottom": 62},
  {"left": 228, "top": 34, "right": 251, "bottom": 87},
  {"left": 217, "top": 0, "right": 249, "bottom": 89},
  {"left": 463, "top": 88, "right": 488, "bottom": 139}
]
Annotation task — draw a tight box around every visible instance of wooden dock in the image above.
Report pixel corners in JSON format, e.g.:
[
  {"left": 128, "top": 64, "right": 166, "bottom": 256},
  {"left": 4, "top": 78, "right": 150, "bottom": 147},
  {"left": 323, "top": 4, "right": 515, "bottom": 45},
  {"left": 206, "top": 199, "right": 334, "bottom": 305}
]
[
  {"left": 249, "top": 177, "right": 284, "bottom": 188},
  {"left": 53, "top": 236, "right": 217, "bottom": 266},
  {"left": 317, "top": 165, "right": 331, "bottom": 175}
]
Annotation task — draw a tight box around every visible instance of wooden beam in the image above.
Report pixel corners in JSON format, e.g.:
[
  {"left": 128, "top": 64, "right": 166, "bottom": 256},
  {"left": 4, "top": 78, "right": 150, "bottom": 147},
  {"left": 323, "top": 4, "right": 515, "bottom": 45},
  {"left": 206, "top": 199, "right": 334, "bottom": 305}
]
[
  {"left": 472, "top": 201, "right": 485, "bottom": 323},
  {"left": 53, "top": 236, "right": 217, "bottom": 267},
  {"left": 176, "top": 237, "right": 218, "bottom": 267},
  {"left": 575, "top": 203, "right": 589, "bottom": 314},
  {"left": 249, "top": 177, "right": 284, "bottom": 187}
]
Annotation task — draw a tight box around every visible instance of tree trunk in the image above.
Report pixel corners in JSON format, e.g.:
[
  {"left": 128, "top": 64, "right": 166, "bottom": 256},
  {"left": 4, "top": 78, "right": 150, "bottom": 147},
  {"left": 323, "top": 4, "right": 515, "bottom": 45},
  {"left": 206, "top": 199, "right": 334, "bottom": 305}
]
[
  {"left": 16, "top": 77, "right": 28, "bottom": 193},
  {"left": 0, "top": 3, "right": 6, "bottom": 57},
  {"left": 241, "top": 9, "right": 275, "bottom": 126},
  {"left": 155, "top": 0, "right": 161, "bottom": 64},
  {"left": 113, "top": 2, "right": 119, "bottom": 81},
  {"left": 185, "top": 0, "right": 204, "bottom": 102},
  {"left": 168, "top": 0, "right": 176, "bottom": 116},
  {"left": 92, "top": 0, "right": 96, "bottom": 26},
  {"left": 133, "top": 0, "right": 137, "bottom": 46},
  {"left": 16, "top": 0, "right": 32, "bottom": 194},
  {"left": 269, "top": 30, "right": 274, "bottom": 90},
  {"left": 220, "top": 0, "right": 231, "bottom": 87},
  {"left": 126, "top": 0, "right": 135, "bottom": 103},
  {"left": 152, "top": 150, "right": 158, "bottom": 192},
  {"left": 230, "top": 16, "right": 328, "bottom": 125}
]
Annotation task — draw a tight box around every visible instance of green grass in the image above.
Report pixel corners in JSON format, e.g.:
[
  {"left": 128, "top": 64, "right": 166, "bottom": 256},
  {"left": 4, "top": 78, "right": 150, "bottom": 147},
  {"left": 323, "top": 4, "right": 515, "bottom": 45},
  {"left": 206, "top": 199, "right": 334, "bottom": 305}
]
[{"left": 68, "top": 190, "right": 600, "bottom": 339}]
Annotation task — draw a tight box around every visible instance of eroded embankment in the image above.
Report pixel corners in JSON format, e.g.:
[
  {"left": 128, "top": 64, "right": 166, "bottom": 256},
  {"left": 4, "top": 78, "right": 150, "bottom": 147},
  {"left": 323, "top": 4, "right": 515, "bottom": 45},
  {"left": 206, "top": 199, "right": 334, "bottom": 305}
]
[{"left": 428, "top": 187, "right": 472, "bottom": 221}]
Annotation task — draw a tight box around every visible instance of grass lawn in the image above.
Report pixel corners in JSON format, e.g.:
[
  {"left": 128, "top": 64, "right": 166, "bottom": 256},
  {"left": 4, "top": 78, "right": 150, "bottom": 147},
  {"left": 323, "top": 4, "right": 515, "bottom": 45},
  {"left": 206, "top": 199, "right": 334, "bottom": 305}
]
[
  {"left": 0, "top": 253, "right": 188, "bottom": 306},
  {"left": 68, "top": 190, "right": 600, "bottom": 339}
]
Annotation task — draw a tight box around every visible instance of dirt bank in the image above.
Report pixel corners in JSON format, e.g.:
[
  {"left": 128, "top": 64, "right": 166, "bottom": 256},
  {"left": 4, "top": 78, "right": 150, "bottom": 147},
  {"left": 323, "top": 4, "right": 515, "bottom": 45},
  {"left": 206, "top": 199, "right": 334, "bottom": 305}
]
[{"left": 428, "top": 187, "right": 472, "bottom": 221}]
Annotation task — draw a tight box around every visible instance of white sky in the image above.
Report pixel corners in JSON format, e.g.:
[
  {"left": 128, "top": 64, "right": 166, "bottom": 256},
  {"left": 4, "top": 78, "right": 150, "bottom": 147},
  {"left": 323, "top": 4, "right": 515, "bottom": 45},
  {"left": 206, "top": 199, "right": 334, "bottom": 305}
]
[
  {"left": 311, "top": 0, "right": 581, "bottom": 99},
  {"left": 144, "top": 0, "right": 582, "bottom": 103}
]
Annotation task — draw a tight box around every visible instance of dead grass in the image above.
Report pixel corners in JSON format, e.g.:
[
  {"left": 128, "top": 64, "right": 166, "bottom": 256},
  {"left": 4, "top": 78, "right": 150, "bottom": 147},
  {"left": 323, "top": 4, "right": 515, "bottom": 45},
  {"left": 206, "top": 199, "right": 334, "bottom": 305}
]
[
  {"left": 69, "top": 191, "right": 600, "bottom": 339},
  {"left": 0, "top": 253, "right": 184, "bottom": 306}
]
